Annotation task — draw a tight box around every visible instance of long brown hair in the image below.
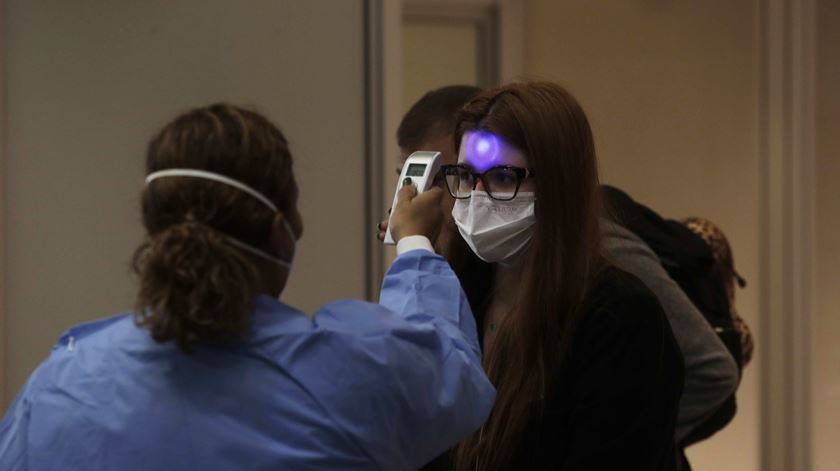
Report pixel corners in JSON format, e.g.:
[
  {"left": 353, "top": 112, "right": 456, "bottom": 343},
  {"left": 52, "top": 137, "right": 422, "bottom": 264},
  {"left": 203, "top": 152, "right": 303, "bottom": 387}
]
[
  {"left": 454, "top": 82, "right": 604, "bottom": 470},
  {"left": 132, "top": 103, "right": 294, "bottom": 353}
]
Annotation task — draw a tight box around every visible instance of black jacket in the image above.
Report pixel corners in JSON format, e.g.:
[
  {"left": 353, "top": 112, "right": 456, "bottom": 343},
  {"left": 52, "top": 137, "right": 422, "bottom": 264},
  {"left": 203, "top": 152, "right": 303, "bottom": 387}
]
[{"left": 422, "top": 266, "right": 684, "bottom": 470}]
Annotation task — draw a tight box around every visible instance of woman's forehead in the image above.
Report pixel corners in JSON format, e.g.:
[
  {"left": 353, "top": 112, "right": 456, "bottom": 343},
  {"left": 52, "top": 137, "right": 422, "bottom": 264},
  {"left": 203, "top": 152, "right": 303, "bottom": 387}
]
[{"left": 458, "top": 131, "right": 527, "bottom": 171}]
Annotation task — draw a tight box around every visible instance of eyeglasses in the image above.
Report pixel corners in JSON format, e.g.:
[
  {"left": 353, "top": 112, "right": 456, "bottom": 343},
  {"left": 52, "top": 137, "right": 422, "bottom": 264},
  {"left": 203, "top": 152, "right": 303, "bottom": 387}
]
[{"left": 440, "top": 164, "right": 536, "bottom": 201}]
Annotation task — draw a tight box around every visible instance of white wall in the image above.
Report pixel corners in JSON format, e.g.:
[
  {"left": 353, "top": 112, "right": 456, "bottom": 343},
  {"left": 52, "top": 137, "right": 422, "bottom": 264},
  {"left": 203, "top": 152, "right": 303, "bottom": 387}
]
[
  {"left": 2, "top": 0, "right": 368, "bottom": 407},
  {"left": 523, "top": 1, "right": 760, "bottom": 469}
]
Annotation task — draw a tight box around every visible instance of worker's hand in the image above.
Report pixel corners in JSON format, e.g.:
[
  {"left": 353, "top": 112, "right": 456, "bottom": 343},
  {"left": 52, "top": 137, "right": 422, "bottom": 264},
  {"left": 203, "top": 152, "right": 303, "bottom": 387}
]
[
  {"left": 388, "top": 178, "right": 445, "bottom": 244},
  {"left": 376, "top": 216, "right": 388, "bottom": 242}
]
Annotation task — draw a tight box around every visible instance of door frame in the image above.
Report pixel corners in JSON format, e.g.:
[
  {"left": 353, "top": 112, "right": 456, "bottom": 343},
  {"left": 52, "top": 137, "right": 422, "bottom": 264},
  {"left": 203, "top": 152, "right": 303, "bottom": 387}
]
[
  {"left": 366, "top": 0, "right": 524, "bottom": 298},
  {"left": 758, "top": 0, "right": 817, "bottom": 470},
  {"left": 1, "top": 0, "right": 8, "bottom": 407}
]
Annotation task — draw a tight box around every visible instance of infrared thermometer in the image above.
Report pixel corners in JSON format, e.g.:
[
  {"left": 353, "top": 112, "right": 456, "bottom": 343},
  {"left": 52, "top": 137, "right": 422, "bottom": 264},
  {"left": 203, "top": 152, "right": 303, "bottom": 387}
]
[{"left": 383, "top": 151, "right": 442, "bottom": 245}]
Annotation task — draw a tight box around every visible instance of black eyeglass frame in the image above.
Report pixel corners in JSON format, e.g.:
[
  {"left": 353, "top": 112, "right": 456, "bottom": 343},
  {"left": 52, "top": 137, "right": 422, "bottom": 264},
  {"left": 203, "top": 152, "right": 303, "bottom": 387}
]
[{"left": 440, "top": 164, "right": 536, "bottom": 201}]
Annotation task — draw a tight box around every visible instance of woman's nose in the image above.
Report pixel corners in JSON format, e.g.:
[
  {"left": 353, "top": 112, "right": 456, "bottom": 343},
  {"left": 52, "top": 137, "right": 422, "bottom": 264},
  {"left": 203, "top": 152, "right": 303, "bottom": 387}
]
[{"left": 474, "top": 178, "right": 487, "bottom": 192}]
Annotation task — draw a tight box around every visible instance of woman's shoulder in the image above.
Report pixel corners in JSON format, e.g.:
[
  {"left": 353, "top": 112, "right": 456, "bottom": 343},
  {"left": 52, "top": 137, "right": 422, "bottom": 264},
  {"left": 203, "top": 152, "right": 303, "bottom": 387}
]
[
  {"left": 19, "top": 313, "right": 142, "bottom": 397},
  {"left": 579, "top": 264, "right": 668, "bottom": 330},
  {"left": 567, "top": 263, "right": 682, "bottom": 379},
  {"left": 40, "top": 312, "right": 140, "bottom": 362}
]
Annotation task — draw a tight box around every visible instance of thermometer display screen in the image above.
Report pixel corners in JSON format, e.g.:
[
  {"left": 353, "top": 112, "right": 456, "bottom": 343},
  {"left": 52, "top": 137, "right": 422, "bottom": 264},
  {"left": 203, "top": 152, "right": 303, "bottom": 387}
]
[{"left": 406, "top": 164, "right": 427, "bottom": 177}]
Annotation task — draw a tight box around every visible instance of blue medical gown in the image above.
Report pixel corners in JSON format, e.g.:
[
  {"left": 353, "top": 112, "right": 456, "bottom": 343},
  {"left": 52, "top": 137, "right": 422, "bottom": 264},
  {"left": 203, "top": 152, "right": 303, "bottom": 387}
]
[{"left": 0, "top": 249, "right": 495, "bottom": 470}]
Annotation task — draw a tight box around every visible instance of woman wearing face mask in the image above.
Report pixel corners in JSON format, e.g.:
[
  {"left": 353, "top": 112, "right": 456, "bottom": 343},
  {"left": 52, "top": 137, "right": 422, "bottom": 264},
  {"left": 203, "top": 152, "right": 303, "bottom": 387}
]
[
  {"left": 0, "top": 104, "right": 495, "bottom": 471},
  {"left": 437, "top": 82, "right": 684, "bottom": 470}
]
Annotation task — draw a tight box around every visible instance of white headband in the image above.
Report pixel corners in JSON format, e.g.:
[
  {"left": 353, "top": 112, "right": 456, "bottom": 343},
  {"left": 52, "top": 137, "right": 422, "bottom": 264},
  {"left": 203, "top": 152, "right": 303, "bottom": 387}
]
[
  {"left": 144, "top": 168, "right": 292, "bottom": 268},
  {"left": 145, "top": 168, "right": 278, "bottom": 212}
]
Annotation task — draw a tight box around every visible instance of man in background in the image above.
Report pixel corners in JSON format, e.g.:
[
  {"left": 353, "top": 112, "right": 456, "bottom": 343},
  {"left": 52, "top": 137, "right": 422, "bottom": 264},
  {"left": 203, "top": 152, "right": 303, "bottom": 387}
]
[{"left": 379, "top": 85, "right": 481, "bottom": 270}]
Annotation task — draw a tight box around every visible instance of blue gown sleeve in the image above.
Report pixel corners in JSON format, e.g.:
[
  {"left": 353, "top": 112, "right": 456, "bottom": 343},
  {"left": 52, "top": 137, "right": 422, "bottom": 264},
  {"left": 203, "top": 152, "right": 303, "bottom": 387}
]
[
  {"left": 0, "top": 373, "right": 37, "bottom": 470},
  {"left": 286, "top": 249, "right": 495, "bottom": 470}
]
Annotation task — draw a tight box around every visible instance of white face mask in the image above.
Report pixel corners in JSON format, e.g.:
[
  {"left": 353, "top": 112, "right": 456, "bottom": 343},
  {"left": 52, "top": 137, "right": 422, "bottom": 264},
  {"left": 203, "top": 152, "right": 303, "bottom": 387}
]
[
  {"left": 452, "top": 191, "right": 536, "bottom": 265},
  {"left": 145, "top": 168, "right": 296, "bottom": 270}
]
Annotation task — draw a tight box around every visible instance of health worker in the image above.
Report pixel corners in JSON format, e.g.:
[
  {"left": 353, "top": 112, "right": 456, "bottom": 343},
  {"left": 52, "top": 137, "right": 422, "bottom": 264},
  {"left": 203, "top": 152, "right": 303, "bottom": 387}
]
[{"left": 0, "top": 103, "right": 495, "bottom": 471}]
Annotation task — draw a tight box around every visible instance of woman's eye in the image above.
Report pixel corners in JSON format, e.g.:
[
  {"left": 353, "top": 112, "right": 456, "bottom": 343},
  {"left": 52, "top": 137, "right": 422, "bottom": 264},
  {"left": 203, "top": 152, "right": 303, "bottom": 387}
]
[{"left": 490, "top": 170, "right": 516, "bottom": 185}]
